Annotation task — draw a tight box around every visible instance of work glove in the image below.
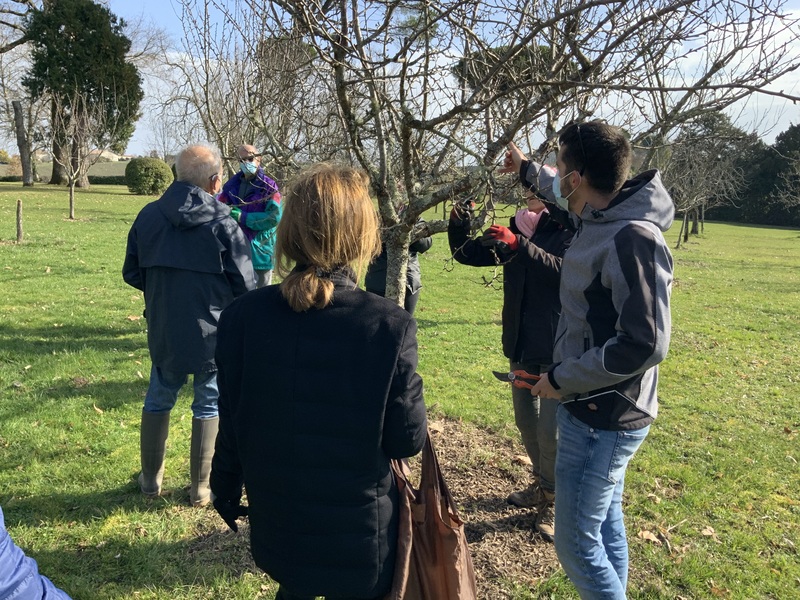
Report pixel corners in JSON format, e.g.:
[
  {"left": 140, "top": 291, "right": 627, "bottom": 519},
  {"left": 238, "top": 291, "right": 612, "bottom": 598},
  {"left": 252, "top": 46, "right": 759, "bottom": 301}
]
[
  {"left": 230, "top": 207, "right": 242, "bottom": 223},
  {"left": 449, "top": 198, "right": 474, "bottom": 225},
  {"left": 213, "top": 497, "right": 249, "bottom": 532},
  {"left": 480, "top": 224, "right": 519, "bottom": 253}
]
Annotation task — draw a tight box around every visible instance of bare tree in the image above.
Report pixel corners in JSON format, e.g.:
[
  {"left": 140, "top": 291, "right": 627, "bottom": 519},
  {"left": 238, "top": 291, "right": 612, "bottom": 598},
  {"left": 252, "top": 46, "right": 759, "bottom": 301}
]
[
  {"left": 169, "top": 0, "right": 800, "bottom": 304},
  {"left": 49, "top": 89, "right": 131, "bottom": 219}
]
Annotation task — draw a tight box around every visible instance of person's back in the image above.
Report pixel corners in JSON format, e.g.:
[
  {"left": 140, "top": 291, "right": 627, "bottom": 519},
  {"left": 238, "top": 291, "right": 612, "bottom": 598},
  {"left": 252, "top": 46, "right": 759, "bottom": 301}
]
[
  {"left": 215, "top": 281, "right": 421, "bottom": 596},
  {"left": 127, "top": 178, "right": 253, "bottom": 372},
  {"left": 123, "top": 144, "right": 254, "bottom": 507},
  {"left": 211, "top": 164, "right": 427, "bottom": 600}
]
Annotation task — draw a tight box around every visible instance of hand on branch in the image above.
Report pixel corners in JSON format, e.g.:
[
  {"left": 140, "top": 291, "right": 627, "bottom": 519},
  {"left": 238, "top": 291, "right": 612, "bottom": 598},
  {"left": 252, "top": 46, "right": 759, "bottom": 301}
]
[{"left": 498, "top": 141, "right": 528, "bottom": 175}]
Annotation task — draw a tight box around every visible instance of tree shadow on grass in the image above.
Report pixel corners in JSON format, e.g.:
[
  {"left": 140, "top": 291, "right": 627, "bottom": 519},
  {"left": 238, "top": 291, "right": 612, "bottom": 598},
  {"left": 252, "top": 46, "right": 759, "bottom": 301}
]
[
  {"left": 0, "top": 322, "right": 144, "bottom": 361},
  {"left": 0, "top": 378, "right": 147, "bottom": 422}
]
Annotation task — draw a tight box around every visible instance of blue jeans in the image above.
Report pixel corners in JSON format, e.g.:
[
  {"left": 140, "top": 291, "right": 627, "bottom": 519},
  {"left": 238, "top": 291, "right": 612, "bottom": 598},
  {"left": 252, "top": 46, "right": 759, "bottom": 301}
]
[
  {"left": 143, "top": 365, "right": 219, "bottom": 419},
  {"left": 554, "top": 404, "right": 650, "bottom": 599}
]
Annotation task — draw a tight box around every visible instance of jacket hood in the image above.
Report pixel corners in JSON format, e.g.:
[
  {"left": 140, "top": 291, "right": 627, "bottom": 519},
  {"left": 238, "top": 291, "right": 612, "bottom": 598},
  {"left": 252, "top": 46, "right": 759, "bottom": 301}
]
[
  {"left": 157, "top": 180, "right": 231, "bottom": 230},
  {"left": 580, "top": 169, "right": 674, "bottom": 232}
]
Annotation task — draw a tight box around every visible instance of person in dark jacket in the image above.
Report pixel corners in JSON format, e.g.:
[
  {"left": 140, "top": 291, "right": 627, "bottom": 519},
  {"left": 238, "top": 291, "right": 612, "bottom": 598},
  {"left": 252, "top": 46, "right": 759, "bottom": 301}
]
[
  {"left": 365, "top": 223, "right": 433, "bottom": 315},
  {"left": 122, "top": 144, "right": 255, "bottom": 507},
  {"left": 210, "top": 163, "right": 428, "bottom": 600},
  {"left": 528, "top": 121, "right": 673, "bottom": 599},
  {"left": 449, "top": 163, "right": 574, "bottom": 542},
  {"left": 1, "top": 505, "right": 71, "bottom": 599}
]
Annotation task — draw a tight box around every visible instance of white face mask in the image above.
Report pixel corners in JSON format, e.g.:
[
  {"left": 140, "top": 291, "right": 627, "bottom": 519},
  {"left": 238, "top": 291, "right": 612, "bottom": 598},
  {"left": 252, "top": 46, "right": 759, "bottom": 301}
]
[{"left": 552, "top": 170, "right": 578, "bottom": 211}]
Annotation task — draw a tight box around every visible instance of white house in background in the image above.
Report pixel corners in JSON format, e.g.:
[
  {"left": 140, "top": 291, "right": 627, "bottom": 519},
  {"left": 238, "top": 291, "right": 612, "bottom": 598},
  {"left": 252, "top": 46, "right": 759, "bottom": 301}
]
[{"left": 87, "top": 149, "right": 121, "bottom": 162}]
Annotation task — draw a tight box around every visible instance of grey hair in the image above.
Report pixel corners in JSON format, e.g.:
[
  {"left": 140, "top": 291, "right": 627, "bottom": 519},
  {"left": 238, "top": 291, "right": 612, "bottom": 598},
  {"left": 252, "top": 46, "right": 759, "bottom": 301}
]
[{"left": 175, "top": 144, "right": 221, "bottom": 188}]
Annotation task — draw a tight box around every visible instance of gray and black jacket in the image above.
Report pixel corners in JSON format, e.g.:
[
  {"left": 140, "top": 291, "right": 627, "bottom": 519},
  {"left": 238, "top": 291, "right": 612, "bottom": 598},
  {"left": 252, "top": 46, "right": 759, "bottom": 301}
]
[{"left": 549, "top": 170, "right": 674, "bottom": 430}]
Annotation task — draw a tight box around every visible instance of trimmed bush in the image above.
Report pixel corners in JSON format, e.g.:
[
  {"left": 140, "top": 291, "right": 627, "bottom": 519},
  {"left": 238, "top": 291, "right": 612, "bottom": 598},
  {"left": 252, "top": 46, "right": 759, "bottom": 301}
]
[{"left": 125, "top": 157, "right": 174, "bottom": 195}]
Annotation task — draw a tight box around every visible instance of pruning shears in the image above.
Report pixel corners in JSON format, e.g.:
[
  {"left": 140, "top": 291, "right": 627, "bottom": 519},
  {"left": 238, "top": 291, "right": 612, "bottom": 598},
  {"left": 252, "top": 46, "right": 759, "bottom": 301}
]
[{"left": 492, "top": 369, "right": 541, "bottom": 390}]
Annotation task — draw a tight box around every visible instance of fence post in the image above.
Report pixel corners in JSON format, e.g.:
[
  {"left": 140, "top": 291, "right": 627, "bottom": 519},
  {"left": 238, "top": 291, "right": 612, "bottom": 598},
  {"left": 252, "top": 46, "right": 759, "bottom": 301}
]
[{"left": 16, "top": 199, "right": 23, "bottom": 242}]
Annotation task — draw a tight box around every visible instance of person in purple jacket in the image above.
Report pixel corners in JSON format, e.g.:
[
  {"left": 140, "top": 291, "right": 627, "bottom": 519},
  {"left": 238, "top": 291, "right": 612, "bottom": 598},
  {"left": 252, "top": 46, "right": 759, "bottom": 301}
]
[
  {"left": 1, "top": 505, "right": 71, "bottom": 599},
  {"left": 218, "top": 144, "right": 282, "bottom": 288}
]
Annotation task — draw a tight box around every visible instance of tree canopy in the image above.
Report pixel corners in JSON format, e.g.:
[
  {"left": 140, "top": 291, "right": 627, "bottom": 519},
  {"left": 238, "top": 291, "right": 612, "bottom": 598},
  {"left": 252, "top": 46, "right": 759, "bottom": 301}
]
[{"left": 23, "top": 0, "right": 143, "bottom": 160}]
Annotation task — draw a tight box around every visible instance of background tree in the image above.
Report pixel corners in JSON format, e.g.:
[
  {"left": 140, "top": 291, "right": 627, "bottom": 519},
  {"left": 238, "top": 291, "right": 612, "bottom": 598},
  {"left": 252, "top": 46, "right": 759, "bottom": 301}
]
[
  {"left": 47, "top": 87, "right": 133, "bottom": 219},
  {"left": 23, "top": 0, "right": 143, "bottom": 186},
  {"left": 657, "top": 113, "right": 751, "bottom": 246}
]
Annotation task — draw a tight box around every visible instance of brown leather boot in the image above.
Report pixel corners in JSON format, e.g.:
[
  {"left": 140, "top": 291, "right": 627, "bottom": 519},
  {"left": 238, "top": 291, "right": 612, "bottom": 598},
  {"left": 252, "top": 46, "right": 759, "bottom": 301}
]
[
  {"left": 535, "top": 489, "right": 555, "bottom": 542},
  {"left": 507, "top": 481, "right": 543, "bottom": 508},
  {"left": 189, "top": 417, "right": 219, "bottom": 507},
  {"left": 139, "top": 410, "right": 170, "bottom": 497}
]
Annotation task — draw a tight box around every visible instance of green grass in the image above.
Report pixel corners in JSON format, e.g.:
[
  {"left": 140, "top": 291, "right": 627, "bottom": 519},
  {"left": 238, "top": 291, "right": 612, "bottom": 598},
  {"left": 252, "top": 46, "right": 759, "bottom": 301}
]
[
  {"left": 1, "top": 182, "right": 799, "bottom": 599},
  {"left": 0, "top": 160, "right": 128, "bottom": 179}
]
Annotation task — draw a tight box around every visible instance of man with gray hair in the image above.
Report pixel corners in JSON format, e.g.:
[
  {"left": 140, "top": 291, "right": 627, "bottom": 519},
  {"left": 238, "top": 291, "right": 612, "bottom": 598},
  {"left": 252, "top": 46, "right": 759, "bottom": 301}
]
[{"left": 123, "top": 144, "right": 255, "bottom": 507}]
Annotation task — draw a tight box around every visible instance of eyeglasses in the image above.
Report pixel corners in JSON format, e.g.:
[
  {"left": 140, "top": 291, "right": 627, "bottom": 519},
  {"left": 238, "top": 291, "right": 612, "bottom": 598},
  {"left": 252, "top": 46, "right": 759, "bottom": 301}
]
[
  {"left": 239, "top": 155, "right": 257, "bottom": 163},
  {"left": 575, "top": 124, "right": 586, "bottom": 176}
]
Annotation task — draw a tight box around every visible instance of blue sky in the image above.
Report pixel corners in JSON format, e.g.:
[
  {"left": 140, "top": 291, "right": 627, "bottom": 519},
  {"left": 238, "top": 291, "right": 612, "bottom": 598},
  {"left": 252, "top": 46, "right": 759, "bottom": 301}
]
[{"left": 108, "top": 0, "right": 183, "bottom": 41}]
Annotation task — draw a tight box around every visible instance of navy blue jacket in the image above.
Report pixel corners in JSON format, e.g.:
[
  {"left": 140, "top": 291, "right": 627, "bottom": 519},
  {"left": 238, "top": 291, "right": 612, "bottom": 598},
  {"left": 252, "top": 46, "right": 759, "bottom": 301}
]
[
  {"left": 123, "top": 180, "right": 255, "bottom": 373},
  {"left": 211, "top": 271, "right": 427, "bottom": 598}
]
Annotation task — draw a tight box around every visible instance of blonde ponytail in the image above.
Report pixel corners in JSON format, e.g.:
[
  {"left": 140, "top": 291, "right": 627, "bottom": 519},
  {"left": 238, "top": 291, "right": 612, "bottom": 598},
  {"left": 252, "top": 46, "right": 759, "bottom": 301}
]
[{"left": 275, "top": 163, "right": 381, "bottom": 312}]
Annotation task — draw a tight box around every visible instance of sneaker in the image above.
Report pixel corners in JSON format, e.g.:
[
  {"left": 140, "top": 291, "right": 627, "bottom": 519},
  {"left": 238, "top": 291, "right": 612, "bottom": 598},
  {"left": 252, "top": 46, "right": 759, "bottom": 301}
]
[
  {"left": 535, "top": 490, "right": 555, "bottom": 542},
  {"left": 507, "top": 482, "right": 543, "bottom": 508}
]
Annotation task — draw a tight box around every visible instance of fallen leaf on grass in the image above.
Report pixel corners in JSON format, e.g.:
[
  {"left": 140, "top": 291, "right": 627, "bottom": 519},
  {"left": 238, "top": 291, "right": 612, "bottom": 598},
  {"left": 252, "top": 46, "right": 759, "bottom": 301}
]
[
  {"left": 512, "top": 454, "right": 532, "bottom": 466},
  {"left": 709, "top": 580, "right": 730, "bottom": 597},
  {"left": 785, "top": 426, "right": 793, "bottom": 434},
  {"left": 647, "top": 493, "right": 661, "bottom": 504},
  {"left": 637, "top": 529, "right": 661, "bottom": 545},
  {"left": 93, "top": 404, "right": 104, "bottom": 414},
  {"left": 428, "top": 421, "right": 445, "bottom": 433},
  {"left": 45, "top": 266, "right": 51, "bottom": 273},
  {"left": 136, "top": 370, "right": 143, "bottom": 379},
  {"left": 127, "top": 315, "right": 142, "bottom": 321}
]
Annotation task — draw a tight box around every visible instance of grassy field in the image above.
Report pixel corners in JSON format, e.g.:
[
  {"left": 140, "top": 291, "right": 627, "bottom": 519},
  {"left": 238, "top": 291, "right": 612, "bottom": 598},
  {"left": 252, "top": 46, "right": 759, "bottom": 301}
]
[
  {"left": 0, "top": 159, "right": 128, "bottom": 179},
  {"left": 0, "top": 182, "right": 798, "bottom": 599}
]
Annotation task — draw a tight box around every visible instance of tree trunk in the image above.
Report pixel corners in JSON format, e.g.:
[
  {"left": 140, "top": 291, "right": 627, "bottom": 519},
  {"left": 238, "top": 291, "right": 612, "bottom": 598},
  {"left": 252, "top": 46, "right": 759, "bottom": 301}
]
[
  {"left": 701, "top": 202, "right": 706, "bottom": 233},
  {"left": 691, "top": 208, "right": 699, "bottom": 235},
  {"left": 382, "top": 225, "right": 412, "bottom": 307},
  {"left": 675, "top": 211, "right": 687, "bottom": 249},
  {"left": 50, "top": 99, "right": 69, "bottom": 185},
  {"left": 50, "top": 138, "right": 69, "bottom": 185},
  {"left": 12, "top": 101, "right": 34, "bottom": 187},
  {"left": 73, "top": 132, "right": 90, "bottom": 188}
]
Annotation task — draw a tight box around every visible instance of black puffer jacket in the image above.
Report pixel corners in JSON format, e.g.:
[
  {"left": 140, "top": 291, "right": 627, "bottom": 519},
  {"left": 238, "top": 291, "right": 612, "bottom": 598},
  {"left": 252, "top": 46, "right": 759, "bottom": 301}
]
[
  {"left": 449, "top": 212, "right": 574, "bottom": 363},
  {"left": 211, "top": 271, "right": 427, "bottom": 598},
  {"left": 122, "top": 180, "right": 254, "bottom": 373}
]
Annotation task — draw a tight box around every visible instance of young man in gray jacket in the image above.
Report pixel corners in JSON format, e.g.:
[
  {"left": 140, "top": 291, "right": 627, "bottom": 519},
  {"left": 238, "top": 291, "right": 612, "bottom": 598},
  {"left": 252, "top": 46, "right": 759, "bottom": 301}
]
[
  {"left": 123, "top": 144, "right": 254, "bottom": 506},
  {"left": 526, "top": 121, "right": 674, "bottom": 599}
]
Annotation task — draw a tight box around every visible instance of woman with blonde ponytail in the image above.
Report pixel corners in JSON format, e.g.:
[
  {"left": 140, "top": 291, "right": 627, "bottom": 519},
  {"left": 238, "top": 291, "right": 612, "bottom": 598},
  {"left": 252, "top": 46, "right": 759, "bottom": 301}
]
[{"left": 210, "top": 163, "right": 428, "bottom": 600}]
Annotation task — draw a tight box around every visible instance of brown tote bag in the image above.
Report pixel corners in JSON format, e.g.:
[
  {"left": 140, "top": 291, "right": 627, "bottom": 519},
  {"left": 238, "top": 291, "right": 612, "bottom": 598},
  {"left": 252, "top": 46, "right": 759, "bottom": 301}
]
[{"left": 385, "top": 432, "right": 478, "bottom": 600}]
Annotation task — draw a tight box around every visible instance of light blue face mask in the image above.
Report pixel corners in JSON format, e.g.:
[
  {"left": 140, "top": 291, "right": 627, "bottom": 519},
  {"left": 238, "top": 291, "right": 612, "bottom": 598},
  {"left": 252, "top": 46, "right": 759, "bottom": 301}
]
[
  {"left": 552, "top": 170, "right": 577, "bottom": 211},
  {"left": 240, "top": 160, "right": 258, "bottom": 176}
]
